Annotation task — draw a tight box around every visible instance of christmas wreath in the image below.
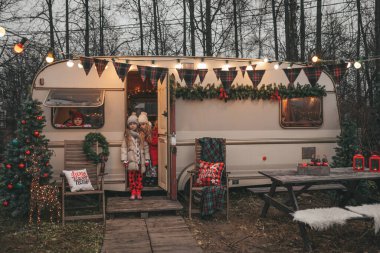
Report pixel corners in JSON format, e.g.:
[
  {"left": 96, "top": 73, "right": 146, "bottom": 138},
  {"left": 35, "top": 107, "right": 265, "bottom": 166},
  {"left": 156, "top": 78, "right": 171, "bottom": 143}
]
[{"left": 83, "top": 133, "right": 110, "bottom": 164}]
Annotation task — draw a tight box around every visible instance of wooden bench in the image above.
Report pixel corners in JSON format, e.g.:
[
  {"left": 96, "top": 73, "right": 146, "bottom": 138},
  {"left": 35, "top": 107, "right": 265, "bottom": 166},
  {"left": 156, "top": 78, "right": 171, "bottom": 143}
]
[{"left": 248, "top": 183, "right": 347, "bottom": 197}]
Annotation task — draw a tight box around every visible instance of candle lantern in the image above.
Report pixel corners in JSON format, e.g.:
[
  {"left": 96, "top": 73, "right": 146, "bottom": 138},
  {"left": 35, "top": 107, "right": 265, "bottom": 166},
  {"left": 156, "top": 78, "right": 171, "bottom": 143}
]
[
  {"left": 369, "top": 154, "right": 380, "bottom": 172},
  {"left": 353, "top": 153, "right": 365, "bottom": 171}
]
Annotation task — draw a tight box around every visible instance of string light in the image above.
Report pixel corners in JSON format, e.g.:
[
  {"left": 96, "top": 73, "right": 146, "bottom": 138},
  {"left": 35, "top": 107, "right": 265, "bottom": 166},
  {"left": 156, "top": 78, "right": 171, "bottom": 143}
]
[
  {"left": 354, "top": 61, "right": 362, "bottom": 69},
  {"left": 13, "top": 37, "right": 28, "bottom": 54},
  {"left": 45, "top": 48, "right": 55, "bottom": 63},
  {"left": 175, "top": 59, "right": 182, "bottom": 69},
  {"left": 78, "top": 62, "right": 83, "bottom": 69},
  {"left": 274, "top": 63, "right": 280, "bottom": 70},
  {"left": 197, "top": 58, "right": 207, "bottom": 69},
  {"left": 347, "top": 62, "right": 352, "bottom": 68},
  {"left": 0, "top": 26, "right": 6, "bottom": 37},
  {"left": 66, "top": 59, "right": 74, "bottom": 67},
  {"left": 151, "top": 60, "right": 156, "bottom": 67},
  {"left": 263, "top": 57, "right": 269, "bottom": 63},
  {"left": 312, "top": 56, "right": 319, "bottom": 63},
  {"left": 221, "top": 60, "right": 229, "bottom": 71},
  {"left": 246, "top": 61, "right": 253, "bottom": 71}
]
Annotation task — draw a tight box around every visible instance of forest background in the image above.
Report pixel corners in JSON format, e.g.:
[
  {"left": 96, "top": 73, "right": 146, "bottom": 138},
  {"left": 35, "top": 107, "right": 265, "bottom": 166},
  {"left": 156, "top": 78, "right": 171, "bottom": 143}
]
[{"left": 0, "top": 0, "right": 379, "bottom": 155}]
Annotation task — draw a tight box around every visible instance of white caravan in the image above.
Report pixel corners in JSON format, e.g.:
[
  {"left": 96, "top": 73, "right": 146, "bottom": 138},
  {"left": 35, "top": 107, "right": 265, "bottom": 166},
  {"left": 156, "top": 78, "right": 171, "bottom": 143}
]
[{"left": 32, "top": 56, "right": 340, "bottom": 200}]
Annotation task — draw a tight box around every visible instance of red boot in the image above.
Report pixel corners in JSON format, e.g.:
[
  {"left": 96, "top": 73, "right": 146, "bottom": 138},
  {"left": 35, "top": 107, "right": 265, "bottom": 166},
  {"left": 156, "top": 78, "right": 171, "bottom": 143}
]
[
  {"left": 129, "top": 190, "right": 136, "bottom": 200},
  {"left": 136, "top": 190, "right": 143, "bottom": 200}
]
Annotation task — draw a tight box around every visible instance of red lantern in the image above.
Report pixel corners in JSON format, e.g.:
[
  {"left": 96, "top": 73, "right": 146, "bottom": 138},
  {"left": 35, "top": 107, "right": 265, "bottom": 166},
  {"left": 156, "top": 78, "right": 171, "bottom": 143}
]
[
  {"left": 353, "top": 153, "right": 365, "bottom": 171},
  {"left": 18, "top": 163, "right": 25, "bottom": 169},
  {"left": 5, "top": 164, "right": 11, "bottom": 169},
  {"left": 7, "top": 184, "right": 13, "bottom": 190},
  {"left": 369, "top": 154, "right": 380, "bottom": 172},
  {"left": 33, "top": 131, "right": 40, "bottom": 137}
]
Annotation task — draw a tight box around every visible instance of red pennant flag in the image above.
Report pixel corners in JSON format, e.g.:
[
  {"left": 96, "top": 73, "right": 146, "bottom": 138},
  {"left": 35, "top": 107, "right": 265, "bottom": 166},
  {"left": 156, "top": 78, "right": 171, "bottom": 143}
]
[
  {"left": 178, "top": 69, "right": 199, "bottom": 87},
  {"left": 150, "top": 67, "right": 167, "bottom": 87},
  {"left": 137, "top": 66, "right": 151, "bottom": 83},
  {"left": 213, "top": 68, "right": 221, "bottom": 80},
  {"left": 198, "top": 69, "right": 208, "bottom": 83},
  {"left": 303, "top": 66, "right": 322, "bottom": 86},
  {"left": 159, "top": 68, "right": 168, "bottom": 83},
  {"left": 219, "top": 70, "right": 238, "bottom": 92},
  {"left": 247, "top": 70, "right": 265, "bottom": 88},
  {"left": 327, "top": 63, "right": 347, "bottom": 84},
  {"left": 113, "top": 62, "right": 131, "bottom": 82},
  {"left": 240, "top": 66, "right": 247, "bottom": 77},
  {"left": 283, "top": 68, "right": 302, "bottom": 86},
  {"left": 94, "top": 59, "right": 108, "bottom": 78},
  {"left": 80, "top": 57, "right": 94, "bottom": 76}
]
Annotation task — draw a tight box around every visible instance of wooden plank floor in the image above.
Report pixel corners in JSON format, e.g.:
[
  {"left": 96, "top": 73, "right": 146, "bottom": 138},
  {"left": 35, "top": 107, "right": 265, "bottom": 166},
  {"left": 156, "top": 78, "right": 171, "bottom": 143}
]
[
  {"left": 107, "top": 196, "right": 183, "bottom": 214},
  {"left": 102, "top": 216, "right": 203, "bottom": 253}
]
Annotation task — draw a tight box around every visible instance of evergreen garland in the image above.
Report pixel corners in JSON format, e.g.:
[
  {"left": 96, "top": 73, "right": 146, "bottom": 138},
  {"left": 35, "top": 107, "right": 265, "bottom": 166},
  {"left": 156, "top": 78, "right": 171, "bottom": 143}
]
[
  {"left": 172, "top": 83, "right": 327, "bottom": 101},
  {"left": 83, "top": 133, "right": 109, "bottom": 164}
]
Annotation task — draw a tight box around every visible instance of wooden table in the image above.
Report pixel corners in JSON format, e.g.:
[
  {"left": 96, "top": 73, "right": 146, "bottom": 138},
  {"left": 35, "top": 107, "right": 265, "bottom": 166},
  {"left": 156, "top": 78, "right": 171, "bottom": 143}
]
[{"left": 259, "top": 167, "right": 380, "bottom": 251}]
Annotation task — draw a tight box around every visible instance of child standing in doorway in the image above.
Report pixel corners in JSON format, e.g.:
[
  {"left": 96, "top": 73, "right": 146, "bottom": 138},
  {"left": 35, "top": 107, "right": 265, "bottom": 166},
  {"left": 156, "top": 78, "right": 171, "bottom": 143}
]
[{"left": 121, "top": 112, "right": 150, "bottom": 200}]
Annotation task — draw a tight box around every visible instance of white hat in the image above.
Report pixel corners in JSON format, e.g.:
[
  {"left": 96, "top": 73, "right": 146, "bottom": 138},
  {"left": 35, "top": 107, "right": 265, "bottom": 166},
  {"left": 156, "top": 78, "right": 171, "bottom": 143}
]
[
  {"left": 138, "top": 112, "right": 149, "bottom": 124},
  {"left": 127, "top": 112, "right": 138, "bottom": 125}
]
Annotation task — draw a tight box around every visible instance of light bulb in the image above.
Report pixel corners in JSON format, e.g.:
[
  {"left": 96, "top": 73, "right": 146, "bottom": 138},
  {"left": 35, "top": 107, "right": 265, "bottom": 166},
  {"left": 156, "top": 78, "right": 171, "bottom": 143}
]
[
  {"left": 197, "top": 61, "right": 207, "bottom": 69},
  {"left": 246, "top": 65, "right": 253, "bottom": 71},
  {"left": 0, "top": 27, "right": 6, "bottom": 37},
  {"left": 274, "top": 63, "right": 280, "bottom": 70},
  {"left": 221, "top": 63, "right": 230, "bottom": 71},
  {"left": 78, "top": 63, "right": 83, "bottom": 69},
  {"left": 175, "top": 63, "right": 183, "bottom": 69},
  {"left": 312, "top": 56, "right": 319, "bottom": 63},
  {"left": 354, "top": 61, "right": 361, "bottom": 69},
  {"left": 263, "top": 57, "right": 269, "bottom": 63},
  {"left": 66, "top": 60, "right": 74, "bottom": 67},
  {"left": 347, "top": 62, "right": 352, "bottom": 68}
]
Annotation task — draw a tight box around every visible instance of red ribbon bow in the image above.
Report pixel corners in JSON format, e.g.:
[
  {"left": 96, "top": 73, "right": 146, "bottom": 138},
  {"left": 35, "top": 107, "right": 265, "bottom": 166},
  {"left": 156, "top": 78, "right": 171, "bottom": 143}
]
[
  {"left": 219, "top": 88, "right": 229, "bottom": 100},
  {"left": 271, "top": 89, "right": 281, "bottom": 101}
]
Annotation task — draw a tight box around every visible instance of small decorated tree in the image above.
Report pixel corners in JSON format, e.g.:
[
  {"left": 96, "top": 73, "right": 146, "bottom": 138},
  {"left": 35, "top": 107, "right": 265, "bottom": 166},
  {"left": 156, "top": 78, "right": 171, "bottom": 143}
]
[
  {"left": 332, "top": 119, "right": 359, "bottom": 168},
  {"left": 0, "top": 99, "right": 53, "bottom": 217}
]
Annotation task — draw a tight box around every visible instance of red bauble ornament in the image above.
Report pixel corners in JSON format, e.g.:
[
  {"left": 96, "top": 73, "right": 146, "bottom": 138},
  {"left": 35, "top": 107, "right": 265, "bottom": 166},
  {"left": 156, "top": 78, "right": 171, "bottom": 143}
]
[
  {"left": 21, "top": 120, "right": 26, "bottom": 125},
  {"left": 43, "top": 173, "right": 49, "bottom": 178},
  {"left": 25, "top": 150, "right": 31, "bottom": 155},
  {"left": 2, "top": 201, "right": 9, "bottom": 207},
  {"left": 45, "top": 162, "right": 49, "bottom": 166},
  {"left": 36, "top": 116, "right": 43, "bottom": 120},
  {"left": 7, "top": 184, "right": 13, "bottom": 190},
  {"left": 5, "top": 164, "right": 11, "bottom": 169},
  {"left": 33, "top": 131, "right": 40, "bottom": 137},
  {"left": 18, "top": 163, "right": 25, "bottom": 169}
]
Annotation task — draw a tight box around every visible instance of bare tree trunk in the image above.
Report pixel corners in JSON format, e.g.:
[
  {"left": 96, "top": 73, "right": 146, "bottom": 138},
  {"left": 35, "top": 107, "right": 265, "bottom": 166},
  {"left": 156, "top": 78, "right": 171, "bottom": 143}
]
[
  {"left": 376, "top": 0, "right": 380, "bottom": 96},
  {"left": 189, "top": 0, "right": 195, "bottom": 56},
  {"left": 46, "top": 0, "right": 54, "bottom": 50},
  {"left": 300, "top": 0, "right": 305, "bottom": 61},
  {"left": 65, "top": 0, "right": 69, "bottom": 57},
  {"left": 153, "top": 0, "right": 159, "bottom": 55},
  {"left": 200, "top": 0, "right": 206, "bottom": 56},
  {"left": 288, "top": 0, "right": 298, "bottom": 61},
  {"left": 284, "top": 0, "right": 290, "bottom": 60},
  {"left": 356, "top": 0, "right": 361, "bottom": 106},
  {"left": 205, "top": 0, "right": 212, "bottom": 56},
  {"left": 157, "top": 3, "right": 163, "bottom": 55},
  {"left": 238, "top": 1, "right": 243, "bottom": 58},
  {"left": 271, "top": 0, "right": 278, "bottom": 60},
  {"left": 84, "top": 0, "right": 89, "bottom": 56},
  {"left": 316, "top": 0, "right": 322, "bottom": 56},
  {"left": 99, "top": 0, "right": 104, "bottom": 55},
  {"left": 137, "top": 0, "right": 144, "bottom": 55},
  {"left": 233, "top": 0, "right": 239, "bottom": 58},
  {"left": 183, "top": 0, "right": 187, "bottom": 56}
]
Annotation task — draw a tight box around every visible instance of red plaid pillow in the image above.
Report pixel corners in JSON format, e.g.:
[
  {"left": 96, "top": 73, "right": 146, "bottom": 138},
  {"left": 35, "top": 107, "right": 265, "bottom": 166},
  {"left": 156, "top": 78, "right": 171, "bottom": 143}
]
[{"left": 196, "top": 160, "right": 224, "bottom": 186}]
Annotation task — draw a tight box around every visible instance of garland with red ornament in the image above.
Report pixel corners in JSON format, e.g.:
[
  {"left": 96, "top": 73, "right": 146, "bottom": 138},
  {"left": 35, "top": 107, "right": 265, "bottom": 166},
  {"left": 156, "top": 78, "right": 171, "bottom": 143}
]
[{"left": 0, "top": 99, "right": 53, "bottom": 217}]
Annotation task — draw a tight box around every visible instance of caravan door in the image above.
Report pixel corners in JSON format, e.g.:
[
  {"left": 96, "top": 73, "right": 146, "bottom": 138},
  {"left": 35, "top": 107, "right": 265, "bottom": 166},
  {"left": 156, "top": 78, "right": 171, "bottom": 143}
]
[{"left": 157, "top": 74, "right": 168, "bottom": 190}]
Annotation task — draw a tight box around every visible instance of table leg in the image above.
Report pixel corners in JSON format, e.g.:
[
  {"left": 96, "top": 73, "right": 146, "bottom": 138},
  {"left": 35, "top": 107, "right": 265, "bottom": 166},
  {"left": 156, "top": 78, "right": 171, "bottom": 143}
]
[
  {"left": 286, "top": 185, "right": 299, "bottom": 211},
  {"left": 260, "top": 181, "right": 278, "bottom": 218},
  {"left": 339, "top": 181, "right": 360, "bottom": 207}
]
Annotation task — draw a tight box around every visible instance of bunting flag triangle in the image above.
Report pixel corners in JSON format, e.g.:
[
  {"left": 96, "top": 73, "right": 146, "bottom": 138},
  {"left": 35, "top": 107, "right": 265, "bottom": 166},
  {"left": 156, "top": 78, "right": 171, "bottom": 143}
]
[
  {"left": 113, "top": 62, "right": 131, "bottom": 82},
  {"left": 303, "top": 66, "right": 322, "bottom": 86},
  {"left": 80, "top": 57, "right": 94, "bottom": 76},
  {"left": 94, "top": 59, "right": 109, "bottom": 78},
  {"left": 213, "top": 68, "right": 222, "bottom": 80},
  {"left": 283, "top": 68, "right": 302, "bottom": 86},
  {"left": 159, "top": 68, "right": 168, "bottom": 83},
  {"left": 219, "top": 70, "right": 238, "bottom": 92},
  {"left": 326, "top": 63, "right": 347, "bottom": 84},
  {"left": 150, "top": 67, "right": 167, "bottom": 87},
  {"left": 198, "top": 69, "right": 208, "bottom": 83},
  {"left": 240, "top": 66, "right": 247, "bottom": 77},
  {"left": 137, "top": 66, "right": 152, "bottom": 83},
  {"left": 177, "top": 68, "right": 184, "bottom": 81},
  {"left": 246, "top": 70, "right": 265, "bottom": 88},
  {"left": 178, "top": 69, "right": 199, "bottom": 87}
]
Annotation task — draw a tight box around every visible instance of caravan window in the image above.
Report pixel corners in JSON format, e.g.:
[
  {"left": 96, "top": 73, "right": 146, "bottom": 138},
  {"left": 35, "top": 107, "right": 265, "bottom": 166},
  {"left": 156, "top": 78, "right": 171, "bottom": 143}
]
[
  {"left": 43, "top": 89, "right": 105, "bottom": 129},
  {"left": 280, "top": 97, "right": 323, "bottom": 128}
]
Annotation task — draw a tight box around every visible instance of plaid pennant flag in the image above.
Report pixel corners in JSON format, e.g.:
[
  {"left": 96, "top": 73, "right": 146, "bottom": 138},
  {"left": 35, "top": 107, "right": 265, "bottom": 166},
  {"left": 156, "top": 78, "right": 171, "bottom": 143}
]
[
  {"left": 283, "top": 68, "right": 302, "bottom": 85},
  {"left": 219, "top": 70, "right": 238, "bottom": 91},
  {"left": 94, "top": 58, "right": 108, "bottom": 78},
  {"left": 198, "top": 69, "right": 208, "bottom": 83},
  {"left": 149, "top": 67, "right": 167, "bottom": 87},
  {"left": 159, "top": 68, "right": 168, "bottom": 83},
  {"left": 177, "top": 69, "right": 199, "bottom": 87},
  {"left": 326, "top": 63, "right": 347, "bottom": 84},
  {"left": 303, "top": 66, "right": 322, "bottom": 86},
  {"left": 240, "top": 66, "right": 247, "bottom": 77},
  {"left": 137, "top": 65, "right": 151, "bottom": 83},
  {"left": 247, "top": 70, "right": 265, "bottom": 88},
  {"left": 112, "top": 62, "right": 131, "bottom": 82},
  {"left": 80, "top": 57, "right": 94, "bottom": 76},
  {"left": 213, "top": 68, "right": 222, "bottom": 80},
  {"left": 177, "top": 68, "right": 184, "bottom": 81}
]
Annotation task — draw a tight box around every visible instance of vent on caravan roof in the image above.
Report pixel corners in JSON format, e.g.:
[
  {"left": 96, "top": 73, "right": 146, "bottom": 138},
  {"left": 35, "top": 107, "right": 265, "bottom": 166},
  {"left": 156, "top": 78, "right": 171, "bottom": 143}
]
[{"left": 43, "top": 89, "right": 105, "bottom": 107}]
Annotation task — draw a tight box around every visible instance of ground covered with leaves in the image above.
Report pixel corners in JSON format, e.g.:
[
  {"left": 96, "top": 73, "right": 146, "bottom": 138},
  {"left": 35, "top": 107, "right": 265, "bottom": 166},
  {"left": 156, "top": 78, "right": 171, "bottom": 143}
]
[
  {"left": 0, "top": 209, "right": 103, "bottom": 253},
  {"left": 184, "top": 188, "right": 380, "bottom": 253}
]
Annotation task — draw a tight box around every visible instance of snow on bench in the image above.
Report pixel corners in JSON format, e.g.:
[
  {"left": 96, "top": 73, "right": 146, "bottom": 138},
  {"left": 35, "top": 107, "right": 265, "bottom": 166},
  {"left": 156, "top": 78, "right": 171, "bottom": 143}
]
[{"left": 248, "top": 183, "right": 347, "bottom": 195}]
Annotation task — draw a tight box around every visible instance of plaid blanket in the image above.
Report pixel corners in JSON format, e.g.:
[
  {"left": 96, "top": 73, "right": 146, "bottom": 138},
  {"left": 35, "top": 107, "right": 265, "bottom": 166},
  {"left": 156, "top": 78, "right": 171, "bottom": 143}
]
[
  {"left": 198, "top": 137, "right": 225, "bottom": 163},
  {"left": 200, "top": 186, "right": 226, "bottom": 217}
]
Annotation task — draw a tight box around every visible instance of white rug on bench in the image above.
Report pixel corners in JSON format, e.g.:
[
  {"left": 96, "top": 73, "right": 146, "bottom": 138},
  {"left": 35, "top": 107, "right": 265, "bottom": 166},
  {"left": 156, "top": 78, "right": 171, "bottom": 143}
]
[
  {"left": 346, "top": 204, "right": 380, "bottom": 233},
  {"left": 293, "top": 207, "right": 363, "bottom": 231}
]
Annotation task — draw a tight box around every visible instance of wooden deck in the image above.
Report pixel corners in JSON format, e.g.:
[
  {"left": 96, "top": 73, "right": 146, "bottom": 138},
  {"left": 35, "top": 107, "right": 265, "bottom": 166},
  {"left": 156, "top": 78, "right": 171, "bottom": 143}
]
[
  {"left": 106, "top": 196, "right": 183, "bottom": 214},
  {"left": 102, "top": 216, "right": 203, "bottom": 253}
]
